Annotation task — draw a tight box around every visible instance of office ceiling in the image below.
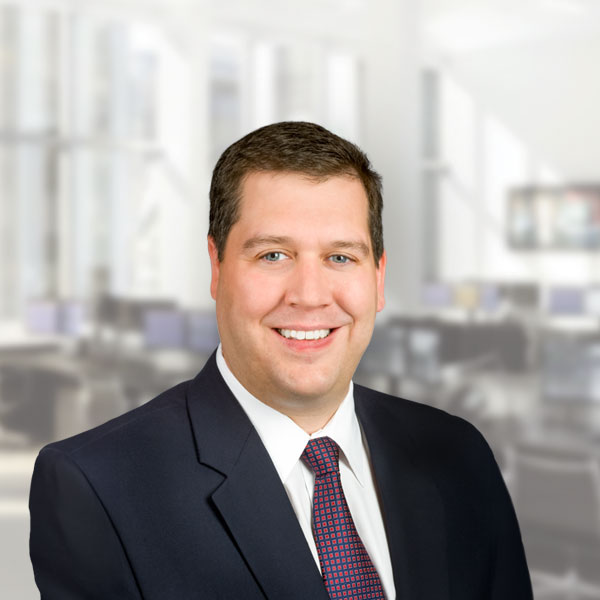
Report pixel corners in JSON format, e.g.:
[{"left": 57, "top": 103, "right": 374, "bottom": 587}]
[{"left": 422, "top": 0, "right": 600, "bottom": 54}]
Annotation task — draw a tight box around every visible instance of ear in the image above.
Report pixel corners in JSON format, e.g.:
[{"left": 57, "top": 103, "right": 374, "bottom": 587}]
[
  {"left": 207, "top": 236, "right": 221, "bottom": 301},
  {"left": 376, "top": 250, "right": 386, "bottom": 312}
]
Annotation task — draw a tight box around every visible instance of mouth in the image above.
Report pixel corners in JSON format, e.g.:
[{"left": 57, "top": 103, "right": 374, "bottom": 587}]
[{"left": 276, "top": 328, "right": 333, "bottom": 340}]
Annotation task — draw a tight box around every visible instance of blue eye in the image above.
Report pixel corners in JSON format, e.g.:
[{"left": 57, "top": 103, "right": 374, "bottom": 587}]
[
  {"left": 330, "top": 255, "right": 350, "bottom": 264},
  {"left": 262, "top": 252, "right": 285, "bottom": 262}
]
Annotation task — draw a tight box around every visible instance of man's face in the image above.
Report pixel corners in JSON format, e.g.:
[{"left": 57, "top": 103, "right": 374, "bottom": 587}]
[{"left": 208, "top": 171, "right": 386, "bottom": 409}]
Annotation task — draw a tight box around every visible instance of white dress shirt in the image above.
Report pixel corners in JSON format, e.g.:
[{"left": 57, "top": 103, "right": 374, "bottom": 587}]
[{"left": 216, "top": 346, "right": 396, "bottom": 599}]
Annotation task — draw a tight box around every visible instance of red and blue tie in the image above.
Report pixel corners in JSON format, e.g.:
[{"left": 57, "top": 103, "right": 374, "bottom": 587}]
[{"left": 302, "top": 436, "right": 386, "bottom": 599}]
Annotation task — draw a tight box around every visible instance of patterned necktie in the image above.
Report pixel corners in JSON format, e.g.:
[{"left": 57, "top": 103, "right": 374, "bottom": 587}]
[{"left": 302, "top": 436, "right": 386, "bottom": 599}]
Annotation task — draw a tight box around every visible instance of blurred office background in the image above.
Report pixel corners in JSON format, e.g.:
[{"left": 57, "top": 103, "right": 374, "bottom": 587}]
[{"left": 2, "top": 0, "right": 600, "bottom": 597}]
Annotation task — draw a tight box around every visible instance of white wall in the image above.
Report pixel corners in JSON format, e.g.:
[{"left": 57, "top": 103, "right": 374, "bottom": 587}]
[
  {"left": 176, "top": 0, "right": 423, "bottom": 311},
  {"left": 361, "top": 0, "right": 421, "bottom": 312},
  {"left": 0, "top": 0, "right": 423, "bottom": 318},
  {"left": 435, "top": 31, "right": 600, "bottom": 285},
  {"left": 448, "top": 33, "right": 600, "bottom": 180}
]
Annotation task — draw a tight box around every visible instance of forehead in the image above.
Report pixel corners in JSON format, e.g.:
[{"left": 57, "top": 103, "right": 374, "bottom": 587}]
[{"left": 236, "top": 171, "right": 369, "bottom": 229}]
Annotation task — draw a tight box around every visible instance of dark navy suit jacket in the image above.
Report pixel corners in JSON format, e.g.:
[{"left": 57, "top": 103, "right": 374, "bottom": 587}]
[{"left": 29, "top": 352, "right": 532, "bottom": 599}]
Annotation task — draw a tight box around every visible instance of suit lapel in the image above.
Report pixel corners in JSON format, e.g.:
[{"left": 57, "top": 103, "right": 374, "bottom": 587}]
[
  {"left": 355, "top": 386, "right": 450, "bottom": 600},
  {"left": 186, "top": 355, "right": 329, "bottom": 600}
]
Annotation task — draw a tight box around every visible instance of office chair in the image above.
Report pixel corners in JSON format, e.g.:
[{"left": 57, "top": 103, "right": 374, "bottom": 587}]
[
  {"left": 356, "top": 323, "right": 407, "bottom": 396},
  {"left": 507, "top": 445, "right": 600, "bottom": 599},
  {"left": 0, "top": 374, "right": 30, "bottom": 448},
  {"left": 83, "top": 375, "right": 129, "bottom": 430},
  {"left": 0, "top": 364, "right": 59, "bottom": 446}
]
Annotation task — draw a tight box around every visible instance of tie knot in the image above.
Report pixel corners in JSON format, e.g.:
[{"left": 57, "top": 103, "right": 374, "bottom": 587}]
[{"left": 301, "top": 436, "right": 339, "bottom": 477}]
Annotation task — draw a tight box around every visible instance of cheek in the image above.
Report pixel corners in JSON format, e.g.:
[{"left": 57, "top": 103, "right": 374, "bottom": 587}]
[
  {"left": 225, "top": 270, "right": 283, "bottom": 318},
  {"left": 336, "top": 278, "right": 379, "bottom": 320}
]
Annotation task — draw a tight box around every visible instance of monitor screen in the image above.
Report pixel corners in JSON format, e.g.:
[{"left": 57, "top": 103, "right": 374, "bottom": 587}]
[
  {"left": 422, "top": 282, "right": 453, "bottom": 309},
  {"left": 187, "top": 312, "right": 220, "bottom": 353},
  {"left": 25, "top": 301, "right": 59, "bottom": 334},
  {"left": 59, "top": 301, "right": 85, "bottom": 336},
  {"left": 455, "top": 283, "right": 479, "bottom": 311},
  {"left": 507, "top": 189, "right": 540, "bottom": 249},
  {"left": 508, "top": 185, "right": 600, "bottom": 250},
  {"left": 547, "top": 287, "right": 585, "bottom": 315},
  {"left": 143, "top": 309, "right": 186, "bottom": 348},
  {"left": 479, "top": 284, "right": 501, "bottom": 312}
]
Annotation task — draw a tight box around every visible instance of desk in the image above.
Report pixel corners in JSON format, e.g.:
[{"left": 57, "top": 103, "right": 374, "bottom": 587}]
[
  {"left": 0, "top": 345, "right": 209, "bottom": 444},
  {"left": 516, "top": 424, "right": 600, "bottom": 460},
  {"left": 0, "top": 322, "right": 64, "bottom": 356}
]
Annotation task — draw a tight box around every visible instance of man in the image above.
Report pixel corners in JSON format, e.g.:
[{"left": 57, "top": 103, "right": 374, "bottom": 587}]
[{"left": 30, "top": 122, "right": 533, "bottom": 599}]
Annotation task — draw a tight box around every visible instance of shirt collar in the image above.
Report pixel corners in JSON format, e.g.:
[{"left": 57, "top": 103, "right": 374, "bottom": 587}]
[{"left": 216, "top": 344, "right": 368, "bottom": 487}]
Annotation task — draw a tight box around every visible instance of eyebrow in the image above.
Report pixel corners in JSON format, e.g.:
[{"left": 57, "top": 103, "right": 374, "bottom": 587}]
[
  {"left": 242, "top": 235, "right": 371, "bottom": 257},
  {"left": 330, "top": 240, "right": 371, "bottom": 257},
  {"left": 242, "top": 236, "right": 293, "bottom": 251}
]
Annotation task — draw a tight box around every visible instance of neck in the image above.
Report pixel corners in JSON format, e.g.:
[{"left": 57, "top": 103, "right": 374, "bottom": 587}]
[
  {"left": 240, "top": 382, "right": 346, "bottom": 434},
  {"left": 268, "top": 398, "right": 342, "bottom": 435},
  {"left": 218, "top": 347, "right": 349, "bottom": 434}
]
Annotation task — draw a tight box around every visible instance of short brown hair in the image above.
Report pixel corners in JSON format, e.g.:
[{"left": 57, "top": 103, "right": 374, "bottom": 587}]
[{"left": 208, "top": 121, "right": 384, "bottom": 263}]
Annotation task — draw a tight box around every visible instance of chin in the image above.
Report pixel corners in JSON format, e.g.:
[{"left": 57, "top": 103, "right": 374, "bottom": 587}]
[{"left": 277, "top": 370, "right": 344, "bottom": 401}]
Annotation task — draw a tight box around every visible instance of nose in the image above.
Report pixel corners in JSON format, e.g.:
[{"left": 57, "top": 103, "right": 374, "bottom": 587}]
[{"left": 285, "top": 257, "right": 332, "bottom": 308}]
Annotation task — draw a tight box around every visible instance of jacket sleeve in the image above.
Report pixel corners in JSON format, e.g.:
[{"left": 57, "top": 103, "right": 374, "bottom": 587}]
[
  {"left": 482, "top": 437, "right": 534, "bottom": 599},
  {"left": 29, "top": 447, "right": 143, "bottom": 599}
]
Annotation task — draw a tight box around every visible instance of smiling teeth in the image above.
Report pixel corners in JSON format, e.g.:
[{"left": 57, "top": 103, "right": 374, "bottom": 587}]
[{"left": 278, "top": 329, "right": 331, "bottom": 340}]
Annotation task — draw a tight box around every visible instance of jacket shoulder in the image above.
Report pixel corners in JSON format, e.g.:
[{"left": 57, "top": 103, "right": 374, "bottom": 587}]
[
  {"left": 354, "top": 383, "right": 494, "bottom": 472},
  {"left": 42, "top": 379, "right": 192, "bottom": 459},
  {"left": 355, "top": 383, "right": 483, "bottom": 438}
]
